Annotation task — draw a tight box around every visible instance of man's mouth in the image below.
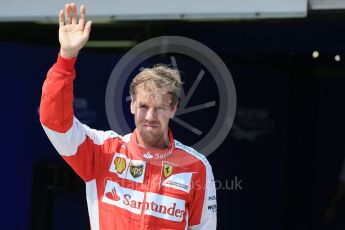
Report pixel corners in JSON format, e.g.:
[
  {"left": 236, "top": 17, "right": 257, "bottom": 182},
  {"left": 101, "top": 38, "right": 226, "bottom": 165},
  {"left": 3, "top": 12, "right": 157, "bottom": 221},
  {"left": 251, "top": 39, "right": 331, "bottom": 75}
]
[{"left": 144, "top": 124, "right": 159, "bottom": 129}]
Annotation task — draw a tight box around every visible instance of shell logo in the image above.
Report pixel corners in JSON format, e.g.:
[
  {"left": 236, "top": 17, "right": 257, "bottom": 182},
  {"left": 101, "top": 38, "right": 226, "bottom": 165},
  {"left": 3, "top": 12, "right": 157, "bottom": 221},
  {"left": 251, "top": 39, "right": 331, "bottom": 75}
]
[{"left": 114, "top": 157, "right": 126, "bottom": 174}]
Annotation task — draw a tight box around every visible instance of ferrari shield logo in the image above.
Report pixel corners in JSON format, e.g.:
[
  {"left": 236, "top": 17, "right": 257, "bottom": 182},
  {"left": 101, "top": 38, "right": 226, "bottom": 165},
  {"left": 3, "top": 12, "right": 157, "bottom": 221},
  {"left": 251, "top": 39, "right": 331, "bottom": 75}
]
[
  {"left": 163, "top": 163, "right": 173, "bottom": 177},
  {"left": 130, "top": 163, "right": 144, "bottom": 178}
]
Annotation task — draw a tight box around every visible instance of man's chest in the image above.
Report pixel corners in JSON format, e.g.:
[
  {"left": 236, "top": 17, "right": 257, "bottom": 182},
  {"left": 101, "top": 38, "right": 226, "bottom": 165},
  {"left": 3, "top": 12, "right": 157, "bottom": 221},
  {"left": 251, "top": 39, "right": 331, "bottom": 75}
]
[{"left": 95, "top": 145, "right": 197, "bottom": 221}]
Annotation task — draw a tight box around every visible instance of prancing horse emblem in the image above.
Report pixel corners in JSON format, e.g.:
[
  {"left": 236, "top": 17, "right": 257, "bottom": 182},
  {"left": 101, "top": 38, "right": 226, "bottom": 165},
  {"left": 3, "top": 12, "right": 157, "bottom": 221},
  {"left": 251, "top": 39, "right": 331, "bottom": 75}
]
[{"left": 163, "top": 163, "right": 173, "bottom": 177}]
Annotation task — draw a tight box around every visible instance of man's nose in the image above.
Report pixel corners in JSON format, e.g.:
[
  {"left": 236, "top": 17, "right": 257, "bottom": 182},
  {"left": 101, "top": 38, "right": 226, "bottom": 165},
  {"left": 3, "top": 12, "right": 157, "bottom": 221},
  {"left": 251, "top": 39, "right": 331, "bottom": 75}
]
[{"left": 145, "top": 108, "right": 157, "bottom": 121}]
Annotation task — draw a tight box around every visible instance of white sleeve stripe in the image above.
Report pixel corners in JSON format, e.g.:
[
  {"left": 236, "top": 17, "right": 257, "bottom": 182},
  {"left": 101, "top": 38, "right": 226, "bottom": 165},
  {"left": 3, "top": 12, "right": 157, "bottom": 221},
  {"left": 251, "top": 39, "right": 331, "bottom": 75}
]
[
  {"left": 174, "top": 140, "right": 217, "bottom": 229},
  {"left": 174, "top": 140, "right": 209, "bottom": 166},
  {"left": 42, "top": 116, "right": 121, "bottom": 156},
  {"left": 188, "top": 163, "right": 217, "bottom": 229},
  {"left": 86, "top": 179, "right": 100, "bottom": 230}
]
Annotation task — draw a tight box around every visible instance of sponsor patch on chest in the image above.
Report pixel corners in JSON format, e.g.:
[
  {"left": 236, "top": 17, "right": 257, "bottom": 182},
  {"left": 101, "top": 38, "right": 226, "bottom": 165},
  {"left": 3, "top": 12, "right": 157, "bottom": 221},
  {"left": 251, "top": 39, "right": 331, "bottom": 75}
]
[
  {"left": 102, "top": 180, "right": 186, "bottom": 222},
  {"left": 160, "top": 161, "right": 194, "bottom": 193},
  {"left": 161, "top": 172, "right": 193, "bottom": 193},
  {"left": 109, "top": 153, "right": 146, "bottom": 183}
]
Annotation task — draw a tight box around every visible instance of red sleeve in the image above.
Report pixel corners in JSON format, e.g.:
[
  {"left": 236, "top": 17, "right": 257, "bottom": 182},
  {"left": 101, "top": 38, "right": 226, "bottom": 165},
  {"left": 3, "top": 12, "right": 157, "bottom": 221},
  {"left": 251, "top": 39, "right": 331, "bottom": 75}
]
[
  {"left": 40, "top": 54, "right": 76, "bottom": 132},
  {"left": 188, "top": 161, "right": 217, "bottom": 229},
  {"left": 40, "top": 54, "right": 120, "bottom": 182}
]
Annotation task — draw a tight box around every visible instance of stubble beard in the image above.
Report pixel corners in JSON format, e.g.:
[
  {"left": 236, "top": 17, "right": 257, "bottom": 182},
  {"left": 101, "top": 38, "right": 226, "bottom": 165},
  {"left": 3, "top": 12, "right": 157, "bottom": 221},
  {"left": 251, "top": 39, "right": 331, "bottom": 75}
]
[{"left": 137, "top": 123, "right": 169, "bottom": 149}]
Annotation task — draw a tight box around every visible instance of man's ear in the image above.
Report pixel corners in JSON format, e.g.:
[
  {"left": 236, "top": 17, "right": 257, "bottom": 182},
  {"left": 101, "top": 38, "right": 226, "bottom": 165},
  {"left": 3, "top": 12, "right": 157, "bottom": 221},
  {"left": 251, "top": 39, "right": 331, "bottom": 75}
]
[{"left": 130, "top": 97, "right": 135, "bottom": 115}]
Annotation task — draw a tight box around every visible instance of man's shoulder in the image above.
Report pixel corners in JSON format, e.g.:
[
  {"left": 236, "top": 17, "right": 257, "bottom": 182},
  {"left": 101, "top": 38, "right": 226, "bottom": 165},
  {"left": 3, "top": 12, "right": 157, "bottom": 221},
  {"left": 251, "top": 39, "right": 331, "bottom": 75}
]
[
  {"left": 173, "top": 139, "right": 210, "bottom": 167},
  {"left": 122, "top": 132, "right": 132, "bottom": 143},
  {"left": 95, "top": 129, "right": 132, "bottom": 144}
]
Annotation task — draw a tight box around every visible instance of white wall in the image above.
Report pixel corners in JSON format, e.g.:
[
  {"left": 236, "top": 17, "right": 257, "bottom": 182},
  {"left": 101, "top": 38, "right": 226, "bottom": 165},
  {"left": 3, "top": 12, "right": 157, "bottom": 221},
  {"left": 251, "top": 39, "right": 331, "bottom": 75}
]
[
  {"left": 309, "top": 0, "right": 345, "bottom": 10},
  {"left": 0, "top": 0, "right": 307, "bottom": 21}
]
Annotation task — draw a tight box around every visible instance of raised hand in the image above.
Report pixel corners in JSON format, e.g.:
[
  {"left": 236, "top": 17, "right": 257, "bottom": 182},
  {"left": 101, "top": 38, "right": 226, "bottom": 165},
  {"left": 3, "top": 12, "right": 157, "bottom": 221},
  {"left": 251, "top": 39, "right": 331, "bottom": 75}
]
[{"left": 59, "top": 3, "right": 92, "bottom": 58}]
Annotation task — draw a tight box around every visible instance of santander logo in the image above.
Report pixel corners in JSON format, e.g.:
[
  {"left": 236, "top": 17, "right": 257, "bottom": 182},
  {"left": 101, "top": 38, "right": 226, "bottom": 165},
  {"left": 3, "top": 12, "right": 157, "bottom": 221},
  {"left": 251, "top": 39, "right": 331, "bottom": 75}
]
[
  {"left": 105, "top": 187, "right": 121, "bottom": 201},
  {"left": 123, "top": 194, "right": 185, "bottom": 219},
  {"left": 143, "top": 152, "right": 153, "bottom": 159},
  {"left": 102, "top": 180, "right": 186, "bottom": 222}
]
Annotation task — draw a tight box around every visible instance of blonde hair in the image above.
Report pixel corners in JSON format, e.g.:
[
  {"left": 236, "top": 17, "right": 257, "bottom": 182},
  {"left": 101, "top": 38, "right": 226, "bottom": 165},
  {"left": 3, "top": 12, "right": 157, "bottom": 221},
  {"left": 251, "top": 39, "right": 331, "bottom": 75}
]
[{"left": 130, "top": 64, "right": 182, "bottom": 107}]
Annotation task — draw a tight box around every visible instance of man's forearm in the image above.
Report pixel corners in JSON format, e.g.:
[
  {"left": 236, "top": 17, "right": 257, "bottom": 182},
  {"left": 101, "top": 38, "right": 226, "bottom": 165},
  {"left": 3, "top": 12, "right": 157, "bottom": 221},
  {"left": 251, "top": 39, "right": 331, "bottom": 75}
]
[{"left": 40, "top": 54, "right": 77, "bottom": 132}]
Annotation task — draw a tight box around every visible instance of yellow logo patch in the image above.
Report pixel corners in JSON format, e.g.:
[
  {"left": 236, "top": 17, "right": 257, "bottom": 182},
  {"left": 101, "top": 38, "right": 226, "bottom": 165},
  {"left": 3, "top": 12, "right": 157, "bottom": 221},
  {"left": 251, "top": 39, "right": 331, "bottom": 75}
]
[
  {"left": 114, "top": 157, "right": 126, "bottom": 174},
  {"left": 163, "top": 163, "right": 173, "bottom": 177},
  {"left": 130, "top": 163, "right": 144, "bottom": 178}
]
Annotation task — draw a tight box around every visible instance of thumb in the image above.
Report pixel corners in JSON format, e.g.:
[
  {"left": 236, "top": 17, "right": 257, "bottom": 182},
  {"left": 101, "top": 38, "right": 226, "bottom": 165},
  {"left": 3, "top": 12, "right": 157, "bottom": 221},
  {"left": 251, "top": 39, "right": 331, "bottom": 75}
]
[{"left": 83, "top": 21, "right": 92, "bottom": 38}]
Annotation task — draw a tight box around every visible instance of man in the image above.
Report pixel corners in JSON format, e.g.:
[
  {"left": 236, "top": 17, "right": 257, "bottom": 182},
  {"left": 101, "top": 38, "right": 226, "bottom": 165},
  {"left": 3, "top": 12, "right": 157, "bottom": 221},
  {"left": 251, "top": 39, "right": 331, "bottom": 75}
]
[{"left": 40, "top": 3, "right": 217, "bottom": 230}]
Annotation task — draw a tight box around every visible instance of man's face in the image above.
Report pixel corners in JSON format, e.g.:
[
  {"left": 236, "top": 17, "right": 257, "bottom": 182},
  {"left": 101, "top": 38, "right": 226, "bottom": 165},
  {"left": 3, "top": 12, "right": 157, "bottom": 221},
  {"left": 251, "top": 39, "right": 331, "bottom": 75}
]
[{"left": 130, "top": 85, "right": 177, "bottom": 149}]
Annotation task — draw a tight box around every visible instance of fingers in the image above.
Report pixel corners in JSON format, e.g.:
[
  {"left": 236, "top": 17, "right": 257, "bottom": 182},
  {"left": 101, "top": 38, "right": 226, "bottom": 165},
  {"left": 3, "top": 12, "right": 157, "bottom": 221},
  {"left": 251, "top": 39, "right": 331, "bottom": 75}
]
[
  {"left": 83, "top": 21, "right": 92, "bottom": 38},
  {"left": 65, "top": 3, "right": 71, "bottom": 24},
  {"left": 61, "top": 3, "right": 88, "bottom": 28},
  {"left": 58, "top": 10, "right": 64, "bottom": 28},
  {"left": 70, "top": 3, "right": 78, "bottom": 24},
  {"left": 79, "top": 5, "right": 86, "bottom": 25}
]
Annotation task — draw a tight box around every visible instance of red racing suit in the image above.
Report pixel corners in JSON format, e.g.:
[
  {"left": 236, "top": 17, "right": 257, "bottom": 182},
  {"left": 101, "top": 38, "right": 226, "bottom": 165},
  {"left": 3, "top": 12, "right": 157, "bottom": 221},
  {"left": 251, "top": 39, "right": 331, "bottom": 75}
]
[{"left": 40, "top": 54, "right": 217, "bottom": 230}]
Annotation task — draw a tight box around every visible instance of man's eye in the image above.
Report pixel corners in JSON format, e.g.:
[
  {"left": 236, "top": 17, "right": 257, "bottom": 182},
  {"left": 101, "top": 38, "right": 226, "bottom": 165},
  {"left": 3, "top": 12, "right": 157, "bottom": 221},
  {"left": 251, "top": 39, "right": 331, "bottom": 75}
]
[{"left": 139, "top": 105, "right": 147, "bottom": 109}]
